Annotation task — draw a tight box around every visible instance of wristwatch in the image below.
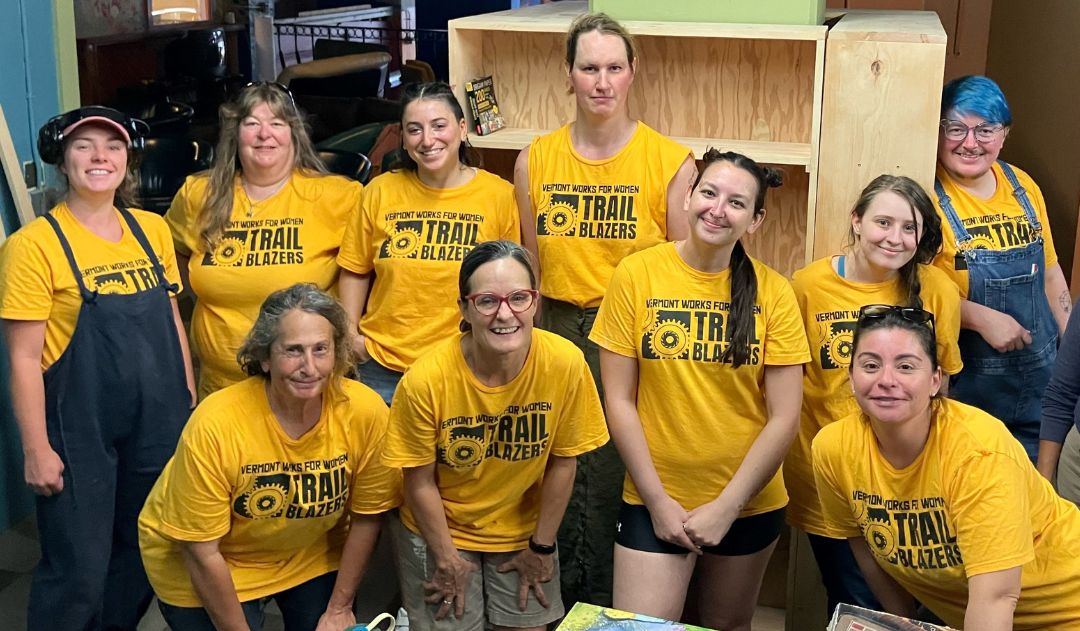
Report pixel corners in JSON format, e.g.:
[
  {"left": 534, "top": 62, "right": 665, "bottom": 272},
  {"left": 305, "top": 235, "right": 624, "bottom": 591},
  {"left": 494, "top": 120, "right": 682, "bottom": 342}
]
[{"left": 528, "top": 536, "right": 556, "bottom": 555}]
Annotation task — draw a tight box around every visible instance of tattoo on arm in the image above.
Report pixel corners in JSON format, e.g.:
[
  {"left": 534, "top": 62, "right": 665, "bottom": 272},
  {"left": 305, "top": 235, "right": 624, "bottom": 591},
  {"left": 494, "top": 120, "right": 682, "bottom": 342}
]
[{"left": 1061, "top": 290, "right": 1072, "bottom": 314}]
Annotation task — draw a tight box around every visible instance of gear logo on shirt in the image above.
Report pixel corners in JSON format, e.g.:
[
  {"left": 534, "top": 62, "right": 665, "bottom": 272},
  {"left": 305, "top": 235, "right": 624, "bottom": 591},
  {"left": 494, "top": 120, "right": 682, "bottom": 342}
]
[
  {"left": 388, "top": 227, "right": 422, "bottom": 258},
  {"left": 201, "top": 219, "right": 306, "bottom": 268},
  {"left": 864, "top": 507, "right": 898, "bottom": 560},
  {"left": 93, "top": 272, "right": 130, "bottom": 294},
  {"left": 545, "top": 201, "right": 578, "bottom": 236},
  {"left": 439, "top": 424, "right": 487, "bottom": 468},
  {"left": 822, "top": 321, "right": 856, "bottom": 369},
  {"left": 234, "top": 473, "right": 292, "bottom": 519},
  {"left": 536, "top": 185, "right": 639, "bottom": 240},
  {"left": 378, "top": 213, "right": 481, "bottom": 262},
  {"left": 212, "top": 236, "right": 247, "bottom": 266},
  {"left": 648, "top": 319, "right": 691, "bottom": 360}
]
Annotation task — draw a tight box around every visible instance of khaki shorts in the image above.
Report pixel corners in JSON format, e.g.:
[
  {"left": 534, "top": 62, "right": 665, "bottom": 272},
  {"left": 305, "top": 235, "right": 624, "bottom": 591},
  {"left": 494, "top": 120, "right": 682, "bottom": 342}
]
[
  {"left": 390, "top": 514, "right": 564, "bottom": 630},
  {"left": 1057, "top": 426, "right": 1080, "bottom": 506}
]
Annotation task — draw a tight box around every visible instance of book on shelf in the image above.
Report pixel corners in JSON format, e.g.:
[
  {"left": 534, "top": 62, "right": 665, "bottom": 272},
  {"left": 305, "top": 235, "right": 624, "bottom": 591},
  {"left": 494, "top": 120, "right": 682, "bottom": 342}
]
[{"left": 465, "top": 76, "right": 506, "bottom": 136}]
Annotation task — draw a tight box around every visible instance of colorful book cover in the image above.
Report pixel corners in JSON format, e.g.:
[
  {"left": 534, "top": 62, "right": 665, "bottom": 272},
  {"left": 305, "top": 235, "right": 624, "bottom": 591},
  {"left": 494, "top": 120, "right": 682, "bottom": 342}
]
[
  {"left": 828, "top": 604, "right": 956, "bottom": 631},
  {"left": 556, "top": 602, "right": 714, "bottom": 631},
  {"left": 465, "top": 75, "right": 507, "bottom": 136}
]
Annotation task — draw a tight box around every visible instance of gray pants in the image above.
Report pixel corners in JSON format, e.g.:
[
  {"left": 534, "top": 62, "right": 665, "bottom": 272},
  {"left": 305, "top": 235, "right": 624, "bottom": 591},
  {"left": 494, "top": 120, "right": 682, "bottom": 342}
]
[{"left": 541, "top": 297, "right": 623, "bottom": 610}]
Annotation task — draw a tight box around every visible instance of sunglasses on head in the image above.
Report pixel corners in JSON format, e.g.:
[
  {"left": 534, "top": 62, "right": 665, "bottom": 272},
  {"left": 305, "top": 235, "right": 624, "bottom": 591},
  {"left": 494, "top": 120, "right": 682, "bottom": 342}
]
[
  {"left": 858, "top": 304, "right": 936, "bottom": 334},
  {"left": 243, "top": 81, "right": 296, "bottom": 109}
]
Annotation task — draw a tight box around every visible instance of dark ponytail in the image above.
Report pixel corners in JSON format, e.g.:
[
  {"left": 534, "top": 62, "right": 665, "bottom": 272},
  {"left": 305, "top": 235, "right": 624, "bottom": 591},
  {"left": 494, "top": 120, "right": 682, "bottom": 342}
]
[
  {"left": 846, "top": 175, "right": 943, "bottom": 309},
  {"left": 693, "top": 148, "right": 784, "bottom": 368}
]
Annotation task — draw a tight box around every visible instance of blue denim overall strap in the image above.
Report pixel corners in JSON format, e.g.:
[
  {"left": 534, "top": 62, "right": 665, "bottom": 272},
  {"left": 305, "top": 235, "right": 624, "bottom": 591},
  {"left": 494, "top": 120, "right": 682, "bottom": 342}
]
[{"left": 933, "top": 162, "right": 1057, "bottom": 460}]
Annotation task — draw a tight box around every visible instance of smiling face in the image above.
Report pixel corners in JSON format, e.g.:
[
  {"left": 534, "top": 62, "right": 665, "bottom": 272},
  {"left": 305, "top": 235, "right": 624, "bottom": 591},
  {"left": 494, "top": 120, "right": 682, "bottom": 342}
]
[
  {"left": 238, "top": 101, "right": 294, "bottom": 173},
  {"left": 684, "top": 161, "right": 764, "bottom": 248},
  {"left": 937, "top": 111, "right": 1006, "bottom": 182},
  {"left": 568, "top": 30, "right": 636, "bottom": 118},
  {"left": 61, "top": 123, "right": 127, "bottom": 196},
  {"left": 402, "top": 97, "right": 467, "bottom": 177},
  {"left": 850, "top": 327, "right": 941, "bottom": 426},
  {"left": 852, "top": 190, "right": 922, "bottom": 273},
  {"left": 261, "top": 309, "right": 335, "bottom": 403},
  {"left": 459, "top": 258, "right": 536, "bottom": 356}
]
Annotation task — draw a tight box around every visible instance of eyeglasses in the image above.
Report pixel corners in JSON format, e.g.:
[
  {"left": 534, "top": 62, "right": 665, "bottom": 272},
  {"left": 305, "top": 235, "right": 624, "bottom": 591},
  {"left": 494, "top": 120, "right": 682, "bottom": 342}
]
[
  {"left": 858, "top": 304, "right": 936, "bottom": 335},
  {"left": 244, "top": 81, "right": 296, "bottom": 109},
  {"left": 463, "top": 290, "right": 538, "bottom": 316},
  {"left": 939, "top": 119, "right": 1006, "bottom": 144}
]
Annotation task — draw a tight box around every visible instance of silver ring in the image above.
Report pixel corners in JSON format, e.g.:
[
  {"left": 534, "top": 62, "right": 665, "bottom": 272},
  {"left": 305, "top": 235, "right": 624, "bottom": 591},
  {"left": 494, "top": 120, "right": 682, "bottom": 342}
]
[{"left": 443, "top": 599, "right": 453, "bottom": 605}]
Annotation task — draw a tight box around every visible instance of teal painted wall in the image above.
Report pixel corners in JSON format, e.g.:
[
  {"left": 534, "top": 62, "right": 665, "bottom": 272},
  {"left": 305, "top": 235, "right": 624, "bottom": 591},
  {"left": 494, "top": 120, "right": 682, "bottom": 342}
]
[{"left": 0, "top": 0, "right": 64, "bottom": 531}]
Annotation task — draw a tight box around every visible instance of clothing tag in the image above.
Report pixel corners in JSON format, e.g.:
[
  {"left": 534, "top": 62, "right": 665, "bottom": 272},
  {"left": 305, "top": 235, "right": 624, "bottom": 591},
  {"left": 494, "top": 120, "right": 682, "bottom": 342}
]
[{"left": 1033, "top": 263, "right": 1039, "bottom": 274}]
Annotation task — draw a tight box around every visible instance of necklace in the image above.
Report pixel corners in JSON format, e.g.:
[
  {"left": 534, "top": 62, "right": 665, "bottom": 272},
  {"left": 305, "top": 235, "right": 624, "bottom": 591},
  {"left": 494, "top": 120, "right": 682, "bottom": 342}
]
[{"left": 241, "top": 176, "right": 290, "bottom": 217}]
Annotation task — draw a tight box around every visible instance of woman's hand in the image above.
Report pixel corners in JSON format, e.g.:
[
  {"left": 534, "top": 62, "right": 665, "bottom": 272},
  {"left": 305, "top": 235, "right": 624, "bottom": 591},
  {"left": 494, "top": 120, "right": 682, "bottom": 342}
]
[
  {"left": 25, "top": 446, "right": 64, "bottom": 496},
  {"left": 423, "top": 552, "right": 480, "bottom": 620},
  {"left": 975, "top": 308, "right": 1032, "bottom": 353},
  {"left": 496, "top": 548, "right": 554, "bottom": 611},
  {"left": 314, "top": 604, "right": 355, "bottom": 631},
  {"left": 351, "top": 333, "right": 371, "bottom": 363},
  {"left": 682, "top": 499, "right": 739, "bottom": 548},
  {"left": 646, "top": 494, "right": 700, "bottom": 554}
]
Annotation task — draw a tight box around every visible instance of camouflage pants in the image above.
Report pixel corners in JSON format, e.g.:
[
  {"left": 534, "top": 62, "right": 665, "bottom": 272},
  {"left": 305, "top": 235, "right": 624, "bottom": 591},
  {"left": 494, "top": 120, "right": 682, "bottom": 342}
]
[{"left": 541, "top": 297, "right": 624, "bottom": 609}]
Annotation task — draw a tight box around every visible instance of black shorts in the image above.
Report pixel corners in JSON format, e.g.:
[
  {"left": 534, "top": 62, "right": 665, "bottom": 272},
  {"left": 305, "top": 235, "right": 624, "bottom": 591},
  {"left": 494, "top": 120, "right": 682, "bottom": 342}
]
[{"left": 615, "top": 501, "right": 785, "bottom": 556}]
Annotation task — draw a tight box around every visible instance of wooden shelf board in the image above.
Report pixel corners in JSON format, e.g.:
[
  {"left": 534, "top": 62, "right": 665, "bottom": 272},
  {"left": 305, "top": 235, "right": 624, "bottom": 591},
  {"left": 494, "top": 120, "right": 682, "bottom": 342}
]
[
  {"left": 827, "top": 9, "right": 947, "bottom": 44},
  {"left": 450, "top": 2, "right": 827, "bottom": 41},
  {"left": 469, "top": 129, "right": 813, "bottom": 167}
]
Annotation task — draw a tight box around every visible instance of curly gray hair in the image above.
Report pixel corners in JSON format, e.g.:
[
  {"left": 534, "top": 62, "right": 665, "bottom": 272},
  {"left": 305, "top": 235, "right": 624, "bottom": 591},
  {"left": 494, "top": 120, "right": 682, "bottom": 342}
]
[{"left": 237, "top": 283, "right": 354, "bottom": 392}]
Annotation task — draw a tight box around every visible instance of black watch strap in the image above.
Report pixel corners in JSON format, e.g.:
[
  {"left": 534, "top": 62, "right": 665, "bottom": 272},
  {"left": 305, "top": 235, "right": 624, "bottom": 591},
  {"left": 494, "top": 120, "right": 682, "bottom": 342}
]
[{"left": 528, "top": 536, "right": 556, "bottom": 555}]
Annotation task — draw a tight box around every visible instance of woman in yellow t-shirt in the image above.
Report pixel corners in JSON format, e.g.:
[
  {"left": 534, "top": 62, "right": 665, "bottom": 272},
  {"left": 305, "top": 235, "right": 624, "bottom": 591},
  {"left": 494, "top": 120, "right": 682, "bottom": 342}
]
[
  {"left": 382, "top": 241, "right": 608, "bottom": 631},
  {"left": 338, "top": 81, "right": 519, "bottom": 406},
  {"left": 139, "top": 284, "right": 401, "bottom": 631},
  {"left": 166, "top": 83, "right": 362, "bottom": 398},
  {"left": 813, "top": 306, "right": 1080, "bottom": 631},
  {"left": 0, "top": 107, "right": 195, "bottom": 630},
  {"left": 788, "top": 175, "right": 962, "bottom": 616},
  {"left": 930, "top": 76, "right": 1068, "bottom": 463},
  {"left": 590, "top": 150, "right": 810, "bottom": 631},
  {"left": 513, "top": 13, "right": 696, "bottom": 608}
]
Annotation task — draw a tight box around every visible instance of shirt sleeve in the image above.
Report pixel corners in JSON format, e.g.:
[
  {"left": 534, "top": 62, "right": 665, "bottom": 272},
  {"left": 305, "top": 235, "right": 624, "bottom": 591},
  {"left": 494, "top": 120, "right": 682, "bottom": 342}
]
[
  {"left": 1041, "top": 300, "right": 1080, "bottom": 443},
  {"left": 947, "top": 451, "right": 1036, "bottom": 577},
  {"left": 164, "top": 178, "right": 200, "bottom": 257},
  {"left": 926, "top": 270, "right": 963, "bottom": 376},
  {"left": 337, "top": 185, "right": 376, "bottom": 275},
  {"left": 588, "top": 260, "right": 638, "bottom": 357},
  {"left": 0, "top": 231, "right": 55, "bottom": 321},
  {"left": 156, "top": 420, "right": 235, "bottom": 542},
  {"left": 348, "top": 404, "right": 403, "bottom": 514},
  {"left": 550, "top": 357, "right": 609, "bottom": 457},
  {"left": 811, "top": 429, "right": 863, "bottom": 539},
  {"left": 381, "top": 372, "right": 439, "bottom": 468},
  {"left": 763, "top": 274, "right": 811, "bottom": 365}
]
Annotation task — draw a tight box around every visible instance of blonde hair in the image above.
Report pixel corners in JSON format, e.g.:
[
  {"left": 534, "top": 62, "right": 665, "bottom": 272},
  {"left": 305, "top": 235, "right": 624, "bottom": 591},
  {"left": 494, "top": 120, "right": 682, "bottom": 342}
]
[
  {"left": 198, "top": 84, "right": 328, "bottom": 249},
  {"left": 565, "top": 13, "right": 636, "bottom": 69}
]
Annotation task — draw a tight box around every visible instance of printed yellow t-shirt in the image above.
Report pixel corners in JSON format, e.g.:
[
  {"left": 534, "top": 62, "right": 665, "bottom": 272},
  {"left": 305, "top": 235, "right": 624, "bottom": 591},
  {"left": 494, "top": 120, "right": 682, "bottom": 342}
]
[
  {"left": 931, "top": 162, "right": 1057, "bottom": 298},
  {"left": 138, "top": 377, "right": 401, "bottom": 607},
  {"left": 0, "top": 203, "right": 181, "bottom": 370},
  {"left": 786, "top": 257, "right": 963, "bottom": 535},
  {"left": 166, "top": 172, "right": 360, "bottom": 397},
  {"left": 813, "top": 399, "right": 1080, "bottom": 631},
  {"left": 337, "top": 169, "right": 519, "bottom": 372},
  {"left": 527, "top": 122, "right": 692, "bottom": 307},
  {"left": 382, "top": 329, "right": 608, "bottom": 552},
  {"left": 589, "top": 242, "right": 811, "bottom": 515}
]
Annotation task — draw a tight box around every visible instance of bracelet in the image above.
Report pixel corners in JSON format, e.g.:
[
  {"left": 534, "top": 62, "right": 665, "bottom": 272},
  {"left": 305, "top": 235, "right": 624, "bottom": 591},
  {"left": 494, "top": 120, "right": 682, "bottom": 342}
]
[{"left": 528, "top": 536, "right": 556, "bottom": 555}]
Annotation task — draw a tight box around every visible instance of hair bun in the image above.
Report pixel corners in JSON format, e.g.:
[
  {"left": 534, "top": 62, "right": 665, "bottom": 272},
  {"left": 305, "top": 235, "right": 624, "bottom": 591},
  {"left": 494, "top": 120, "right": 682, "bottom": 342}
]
[{"left": 763, "top": 167, "right": 784, "bottom": 189}]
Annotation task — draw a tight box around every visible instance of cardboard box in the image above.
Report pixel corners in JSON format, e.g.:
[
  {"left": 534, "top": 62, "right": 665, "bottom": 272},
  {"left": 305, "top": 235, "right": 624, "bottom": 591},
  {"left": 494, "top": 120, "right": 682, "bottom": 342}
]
[{"left": 588, "top": 0, "right": 826, "bottom": 26}]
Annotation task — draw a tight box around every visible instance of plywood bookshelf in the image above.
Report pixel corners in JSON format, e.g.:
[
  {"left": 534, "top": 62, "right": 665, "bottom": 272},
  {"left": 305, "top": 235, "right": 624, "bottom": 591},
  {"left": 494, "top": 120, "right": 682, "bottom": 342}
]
[{"left": 449, "top": 2, "right": 946, "bottom": 284}]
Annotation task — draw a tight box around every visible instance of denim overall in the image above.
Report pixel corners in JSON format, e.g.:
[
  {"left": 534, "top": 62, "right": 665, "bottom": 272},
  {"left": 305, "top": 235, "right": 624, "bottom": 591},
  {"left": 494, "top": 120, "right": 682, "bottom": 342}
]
[
  {"left": 934, "top": 161, "right": 1057, "bottom": 460},
  {"left": 28, "top": 208, "right": 191, "bottom": 630}
]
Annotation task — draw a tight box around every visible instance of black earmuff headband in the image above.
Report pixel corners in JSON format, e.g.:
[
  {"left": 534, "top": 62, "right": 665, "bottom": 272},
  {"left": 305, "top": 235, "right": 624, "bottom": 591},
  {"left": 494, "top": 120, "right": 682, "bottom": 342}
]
[{"left": 37, "top": 106, "right": 149, "bottom": 166}]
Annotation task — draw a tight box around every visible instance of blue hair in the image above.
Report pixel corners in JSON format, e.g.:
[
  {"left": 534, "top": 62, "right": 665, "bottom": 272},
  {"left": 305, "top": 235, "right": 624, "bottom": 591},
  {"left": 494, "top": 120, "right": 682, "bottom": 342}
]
[{"left": 941, "top": 75, "right": 1012, "bottom": 127}]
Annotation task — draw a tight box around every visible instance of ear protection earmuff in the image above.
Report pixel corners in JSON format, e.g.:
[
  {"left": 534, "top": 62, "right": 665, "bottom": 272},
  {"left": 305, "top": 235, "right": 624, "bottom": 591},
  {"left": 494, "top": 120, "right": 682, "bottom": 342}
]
[{"left": 37, "top": 106, "right": 149, "bottom": 166}]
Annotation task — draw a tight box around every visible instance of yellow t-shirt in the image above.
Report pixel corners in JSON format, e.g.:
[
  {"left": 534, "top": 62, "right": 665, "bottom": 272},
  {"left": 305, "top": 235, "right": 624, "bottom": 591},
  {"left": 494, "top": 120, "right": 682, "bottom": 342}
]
[
  {"left": 382, "top": 330, "right": 608, "bottom": 552},
  {"left": 931, "top": 162, "right": 1058, "bottom": 299},
  {"left": 527, "top": 123, "right": 691, "bottom": 307},
  {"left": 786, "top": 257, "right": 963, "bottom": 535},
  {"left": 0, "top": 203, "right": 181, "bottom": 370},
  {"left": 138, "top": 377, "right": 401, "bottom": 607},
  {"left": 166, "top": 172, "right": 360, "bottom": 397},
  {"left": 337, "top": 169, "right": 519, "bottom": 372},
  {"left": 589, "top": 242, "right": 811, "bottom": 515},
  {"left": 813, "top": 399, "right": 1080, "bottom": 630}
]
